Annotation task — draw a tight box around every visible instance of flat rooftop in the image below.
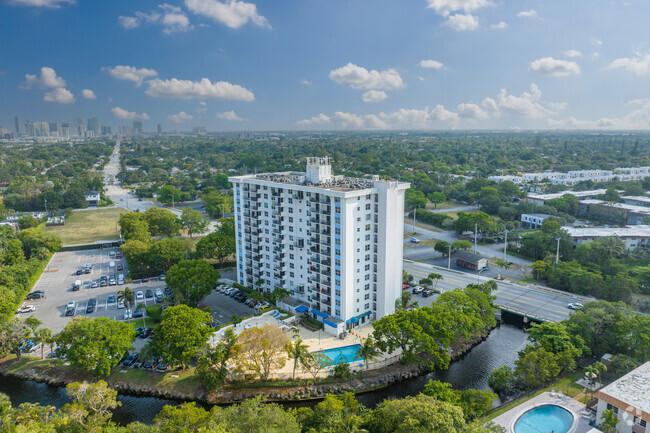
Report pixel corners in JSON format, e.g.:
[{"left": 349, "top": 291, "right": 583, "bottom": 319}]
[
  {"left": 526, "top": 189, "right": 609, "bottom": 201},
  {"left": 596, "top": 361, "right": 650, "bottom": 419},
  {"left": 580, "top": 199, "right": 650, "bottom": 215},
  {"left": 232, "top": 171, "right": 409, "bottom": 192},
  {"left": 564, "top": 225, "right": 650, "bottom": 238},
  {"left": 522, "top": 213, "right": 551, "bottom": 218}
]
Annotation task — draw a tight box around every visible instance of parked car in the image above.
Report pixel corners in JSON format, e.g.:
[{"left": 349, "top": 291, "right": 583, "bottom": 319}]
[
  {"left": 65, "top": 301, "right": 76, "bottom": 316},
  {"left": 84, "top": 267, "right": 91, "bottom": 274},
  {"left": 412, "top": 286, "right": 424, "bottom": 294},
  {"left": 422, "top": 289, "right": 434, "bottom": 297},
  {"left": 145, "top": 289, "right": 153, "bottom": 299},
  {"left": 155, "top": 362, "right": 167, "bottom": 372},
  {"left": 86, "top": 298, "right": 97, "bottom": 314},
  {"left": 159, "top": 274, "right": 165, "bottom": 281},
  {"left": 76, "top": 268, "right": 83, "bottom": 275},
  {"left": 72, "top": 280, "right": 82, "bottom": 291},
  {"left": 142, "top": 360, "right": 154, "bottom": 369},
  {"left": 91, "top": 280, "right": 99, "bottom": 288},
  {"left": 155, "top": 289, "right": 163, "bottom": 302},
  {"left": 25, "top": 290, "right": 45, "bottom": 300},
  {"left": 107, "top": 295, "right": 116, "bottom": 304},
  {"left": 117, "top": 299, "right": 125, "bottom": 309},
  {"left": 142, "top": 277, "right": 149, "bottom": 282},
  {"left": 133, "top": 309, "right": 143, "bottom": 319},
  {"left": 116, "top": 252, "right": 123, "bottom": 259},
  {"left": 122, "top": 354, "right": 138, "bottom": 367},
  {"left": 116, "top": 263, "right": 123, "bottom": 271},
  {"left": 410, "top": 237, "right": 420, "bottom": 243},
  {"left": 109, "top": 251, "right": 116, "bottom": 258},
  {"left": 99, "top": 277, "right": 107, "bottom": 287},
  {"left": 164, "top": 287, "right": 172, "bottom": 297},
  {"left": 123, "top": 310, "right": 132, "bottom": 320},
  {"left": 17, "top": 304, "right": 36, "bottom": 314},
  {"left": 136, "top": 291, "right": 144, "bottom": 301},
  {"left": 402, "top": 284, "right": 410, "bottom": 290}
]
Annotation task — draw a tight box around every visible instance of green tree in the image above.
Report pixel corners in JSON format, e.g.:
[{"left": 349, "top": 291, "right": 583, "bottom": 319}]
[
  {"left": 158, "top": 185, "right": 183, "bottom": 205},
  {"left": 0, "top": 318, "right": 29, "bottom": 359},
  {"left": 17, "top": 227, "right": 61, "bottom": 259},
  {"left": 34, "top": 327, "right": 53, "bottom": 360},
  {"left": 451, "top": 240, "right": 473, "bottom": 254},
  {"left": 434, "top": 241, "right": 450, "bottom": 256},
  {"left": 602, "top": 187, "right": 621, "bottom": 203},
  {"left": 180, "top": 208, "right": 208, "bottom": 237},
  {"left": 195, "top": 218, "right": 236, "bottom": 267},
  {"left": 62, "top": 380, "right": 120, "bottom": 429},
  {"left": 118, "top": 212, "right": 151, "bottom": 242},
  {"left": 166, "top": 260, "right": 219, "bottom": 307},
  {"left": 17, "top": 215, "right": 40, "bottom": 230},
  {"left": 285, "top": 336, "right": 312, "bottom": 380},
  {"left": 514, "top": 347, "right": 562, "bottom": 389},
  {"left": 428, "top": 273, "right": 443, "bottom": 291},
  {"left": 428, "top": 192, "right": 446, "bottom": 208},
  {"left": 405, "top": 189, "right": 427, "bottom": 209},
  {"left": 196, "top": 328, "right": 238, "bottom": 390},
  {"left": 271, "top": 287, "right": 291, "bottom": 306},
  {"left": 488, "top": 365, "right": 516, "bottom": 397},
  {"left": 144, "top": 207, "right": 181, "bottom": 238},
  {"left": 213, "top": 396, "right": 302, "bottom": 433},
  {"left": 234, "top": 325, "right": 289, "bottom": 381},
  {"left": 600, "top": 409, "right": 619, "bottom": 433},
  {"left": 55, "top": 316, "right": 135, "bottom": 376},
  {"left": 402, "top": 271, "right": 414, "bottom": 285},
  {"left": 202, "top": 190, "right": 233, "bottom": 218},
  {"left": 357, "top": 337, "right": 380, "bottom": 371},
  {"left": 301, "top": 393, "right": 367, "bottom": 433},
  {"left": 24, "top": 316, "right": 42, "bottom": 337},
  {"left": 148, "top": 237, "right": 186, "bottom": 274},
  {"left": 152, "top": 305, "right": 214, "bottom": 370}
]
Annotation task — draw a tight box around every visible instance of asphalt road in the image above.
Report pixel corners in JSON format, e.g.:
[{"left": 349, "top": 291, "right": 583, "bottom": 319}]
[{"left": 403, "top": 260, "right": 592, "bottom": 323}]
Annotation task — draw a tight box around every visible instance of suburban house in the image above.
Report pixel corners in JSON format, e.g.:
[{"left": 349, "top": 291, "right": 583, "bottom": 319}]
[
  {"left": 520, "top": 213, "right": 551, "bottom": 229},
  {"left": 453, "top": 250, "right": 488, "bottom": 271},
  {"left": 85, "top": 190, "right": 101, "bottom": 206},
  {"left": 595, "top": 361, "right": 650, "bottom": 433},
  {"left": 563, "top": 226, "right": 650, "bottom": 251}
]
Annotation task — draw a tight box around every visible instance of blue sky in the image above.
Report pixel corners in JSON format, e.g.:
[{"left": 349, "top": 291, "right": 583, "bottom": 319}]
[{"left": 2, "top": 0, "right": 650, "bottom": 131}]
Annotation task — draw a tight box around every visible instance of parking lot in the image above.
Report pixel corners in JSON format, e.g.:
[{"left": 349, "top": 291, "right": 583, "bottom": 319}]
[
  {"left": 202, "top": 288, "right": 260, "bottom": 325},
  {"left": 17, "top": 248, "right": 167, "bottom": 335}
]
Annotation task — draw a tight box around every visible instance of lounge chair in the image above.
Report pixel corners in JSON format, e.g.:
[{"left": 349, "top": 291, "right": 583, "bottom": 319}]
[
  {"left": 551, "top": 388, "right": 556, "bottom": 397},
  {"left": 558, "top": 389, "right": 564, "bottom": 399}
]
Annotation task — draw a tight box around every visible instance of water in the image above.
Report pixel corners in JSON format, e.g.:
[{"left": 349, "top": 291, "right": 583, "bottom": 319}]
[
  {"left": 316, "top": 344, "right": 363, "bottom": 365},
  {"left": 0, "top": 321, "right": 529, "bottom": 424},
  {"left": 514, "top": 405, "right": 574, "bottom": 433}
]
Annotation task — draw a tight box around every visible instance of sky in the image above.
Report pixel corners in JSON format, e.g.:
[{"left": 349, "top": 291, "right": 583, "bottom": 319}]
[{"left": 2, "top": 0, "right": 650, "bottom": 131}]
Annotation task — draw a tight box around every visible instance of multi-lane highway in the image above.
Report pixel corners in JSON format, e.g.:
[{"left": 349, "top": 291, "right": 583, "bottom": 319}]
[{"left": 403, "top": 260, "right": 593, "bottom": 323}]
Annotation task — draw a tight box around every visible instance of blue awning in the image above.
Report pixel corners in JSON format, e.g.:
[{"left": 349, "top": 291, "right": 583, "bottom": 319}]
[
  {"left": 323, "top": 319, "right": 338, "bottom": 327},
  {"left": 311, "top": 309, "right": 329, "bottom": 319},
  {"left": 356, "top": 311, "right": 372, "bottom": 320},
  {"left": 346, "top": 317, "right": 359, "bottom": 324},
  {"left": 295, "top": 305, "right": 309, "bottom": 313}
]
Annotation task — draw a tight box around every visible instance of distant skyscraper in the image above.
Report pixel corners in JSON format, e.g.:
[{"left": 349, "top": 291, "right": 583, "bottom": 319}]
[
  {"left": 133, "top": 121, "right": 143, "bottom": 135},
  {"left": 157, "top": 124, "right": 162, "bottom": 134},
  {"left": 193, "top": 126, "right": 207, "bottom": 136},
  {"left": 87, "top": 117, "right": 99, "bottom": 135},
  {"left": 14, "top": 116, "right": 19, "bottom": 133},
  {"left": 101, "top": 126, "right": 112, "bottom": 135}
]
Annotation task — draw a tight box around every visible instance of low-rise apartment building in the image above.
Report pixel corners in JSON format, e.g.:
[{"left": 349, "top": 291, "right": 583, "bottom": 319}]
[{"left": 563, "top": 226, "right": 650, "bottom": 250}]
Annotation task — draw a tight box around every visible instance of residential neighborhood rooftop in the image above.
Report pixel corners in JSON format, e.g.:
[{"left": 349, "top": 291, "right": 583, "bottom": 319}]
[{"left": 595, "top": 361, "right": 650, "bottom": 420}]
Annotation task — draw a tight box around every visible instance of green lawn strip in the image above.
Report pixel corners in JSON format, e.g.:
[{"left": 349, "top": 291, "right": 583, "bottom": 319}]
[
  {"left": 483, "top": 372, "right": 584, "bottom": 421},
  {"left": 111, "top": 367, "right": 202, "bottom": 395}
]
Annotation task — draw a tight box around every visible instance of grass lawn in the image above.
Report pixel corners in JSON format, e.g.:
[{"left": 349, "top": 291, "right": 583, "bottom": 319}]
[
  {"left": 484, "top": 372, "right": 584, "bottom": 421},
  {"left": 44, "top": 208, "right": 129, "bottom": 245},
  {"left": 426, "top": 200, "right": 465, "bottom": 210}
]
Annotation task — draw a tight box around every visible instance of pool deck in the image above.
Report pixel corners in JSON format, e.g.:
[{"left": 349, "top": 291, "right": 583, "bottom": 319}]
[{"left": 493, "top": 392, "right": 596, "bottom": 433}]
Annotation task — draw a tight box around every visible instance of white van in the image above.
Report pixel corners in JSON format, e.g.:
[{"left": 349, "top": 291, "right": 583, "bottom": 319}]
[
  {"left": 109, "top": 261, "right": 116, "bottom": 269},
  {"left": 117, "top": 274, "right": 124, "bottom": 285}
]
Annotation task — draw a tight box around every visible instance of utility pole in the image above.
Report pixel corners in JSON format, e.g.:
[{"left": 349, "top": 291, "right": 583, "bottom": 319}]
[
  {"left": 474, "top": 222, "right": 478, "bottom": 253},
  {"left": 503, "top": 230, "right": 508, "bottom": 262},
  {"left": 448, "top": 244, "right": 451, "bottom": 269},
  {"left": 555, "top": 237, "right": 561, "bottom": 264},
  {"left": 412, "top": 208, "right": 416, "bottom": 233}
]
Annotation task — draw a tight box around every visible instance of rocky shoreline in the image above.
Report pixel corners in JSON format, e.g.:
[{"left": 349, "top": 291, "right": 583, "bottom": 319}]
[{"left": 0, "top": 329, "right": 492, "bottom": 405}]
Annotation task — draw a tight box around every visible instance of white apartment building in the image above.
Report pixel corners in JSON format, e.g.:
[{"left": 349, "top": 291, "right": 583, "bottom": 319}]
[
  {"left": 595, "top": 361, "right": 650, "bottom": 433},
  {"left": 520, "top": 213, "right": 551, "bottom": 229},
  {"left": 229, "top": 157, "right": 410, "bottom": 336},
  {"left": 492, "top": 167, "right": 649, "bottom": 187},
  {"left": 563, "top": 226, "right": 650, "bottom": 250}
]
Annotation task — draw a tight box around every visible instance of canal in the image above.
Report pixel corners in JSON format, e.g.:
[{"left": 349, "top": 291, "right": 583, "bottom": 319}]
[{"left": 0, "top": 319, "right": 530, "bottom": 425}]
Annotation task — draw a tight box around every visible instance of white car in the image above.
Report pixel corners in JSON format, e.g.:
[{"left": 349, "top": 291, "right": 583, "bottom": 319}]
[
  {"left": 412, "top": 286, "right": 424, "bottom": 294},
  {"left": 567, "top": 302, "right": 584, "bottom": 310},
  {"left": 17, "top": 304, "right": 36, "bottom": 314},
  {"left": 410, "top": 237, "right": 420, "bottom": 243},
  {"left": 136, "top": 291, "right": 144, "bottom": 301},
  {"left": 123, "top": 310, "right": 132, "bottom": 320},
  {"left": 117, "top": 299, "right": 125, "bottom": 309}
]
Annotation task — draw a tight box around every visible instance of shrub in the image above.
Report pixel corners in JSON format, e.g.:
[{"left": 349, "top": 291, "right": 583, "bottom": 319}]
[
  {"left": 334, "top": 363, "right": 351, "bottom": 380},
  {"left": 146, "top": 304, "right": 163, "bottom": 322}
]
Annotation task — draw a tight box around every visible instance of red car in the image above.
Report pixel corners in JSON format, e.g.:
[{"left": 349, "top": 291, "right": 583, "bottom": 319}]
[
  {"left": 402, "top": 284, "right": 410, "bottom": 290},
  {"left": 116, "top": 252, "right": 123, "bottom": 259},
  {"left": 117, "top": 263, "right": 123, "bottom": 271}
]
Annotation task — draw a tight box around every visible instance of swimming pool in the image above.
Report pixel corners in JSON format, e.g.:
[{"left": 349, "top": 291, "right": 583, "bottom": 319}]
[
  {"left": 316, "top": 344, "right": 363, "bottom": 365},
  {"left": 514, "top": 404, "right": 574, "bottom": 433}
]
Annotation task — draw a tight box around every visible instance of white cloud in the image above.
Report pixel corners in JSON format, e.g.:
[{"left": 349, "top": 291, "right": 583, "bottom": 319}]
[
  {"left": 446, "top": 13, "right": 479, "bottom": 31},
  {"left": 382, "top": 106, "right": 459, "bottom": 127},
  {"left": 564, "top": 49, "right": 582, "bottom": 58},
  {"left": 104, "top": 65, "right": 158, "bottom": 87},
  {"left": 296, "top": 113, "right": 331, "bottom": 126},
  {"left": 481, "top": 97, "right": 499, "bottom": 115},
  {"left": 547, "top": 102, "right": 568, "bottom": 111},
  {"left": 425, "top": 0, "right": 491, "bottom": 17},
  {"left": 185, "top": 0, "right": 269, "bottom": 29},
  {"left": 300, "top": 79, "right": 312, "bottom": 85},
  {"left": 145, "top": 78, "right": 255, "bottom": 100},
  {"left": 118, "top": 16, "right": 140, "bottom": 29},
  {"left": 329, "top": 63, "right": 404, "bottom": 90},
  {"left": 490, "top": 21, "right": 507, "bottom": 29},
  {"left": 120, "top": 5, "right": 192, "bottom": 34},
  {"left": 9, "top": 0, "right": 73, "bottom": 7},
  {"left": 167, "top": 111, "right": 194, "bottom": 122},
  {"left": 43, "top": 87, "right": 75, "bottom": 104},
  {"left": 111, "top": 107, "right": 150, "bottom": 120},
  {"left": 517, "top": 10, "right": 538, "bottom": 18},
  {"left": 22, "top": 67, "right": 66, "bottom": 88},
  {"left": 298, "top": 106, "right": 459, "bottom": 129},
  {"left": 457, "top": 103, "right": 488, "bottom": 119},
  {"left": 80, "top": 89, "right": 96, "bottom": 99},
  {"left": 216, "top": 110, "right": 247, "bottom": 121},
  {"left": 591, "top": 39, "right": 603, "bottom": 46},
  {"left": 497, "top": 83, "right": 548, "bottom": 118},
  {"left": 609, "top": 53, "right": 650, "bottom": 75},
  {"left": 530, "top": 57, "right": 581, "bottom": 76},
  {"left": 420, "top": 59, "right": 444, "bottom": 69},
  {"left": 297, "top": 112, "right": 388, "bottom": 130},
  {"left": 591, "top": 52, "right": 600, "bottom": 60},
  {"left": 362, "top": 90, "right": 388, "bottom": 103}
]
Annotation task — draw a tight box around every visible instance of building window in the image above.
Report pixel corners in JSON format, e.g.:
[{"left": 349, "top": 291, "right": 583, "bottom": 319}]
[
  {"left": 364, "top": 303, "right": 370, "bottom": 309},
  {"left": 606, "top": 404, "right": 619, "bottom": 415},
  {"left": 364, "top": 294, "right": 370, "bottom": 300},
  {"left": 634, "top": 417, "right": 647, "bottom": 427},
  {"left": 365, "top": 245, "right": 370, "bottom": 251}
]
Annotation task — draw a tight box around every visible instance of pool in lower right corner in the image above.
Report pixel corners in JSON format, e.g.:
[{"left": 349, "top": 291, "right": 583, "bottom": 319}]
[{"left": 513, "top": 404, "right": 574, "bottom": 433}]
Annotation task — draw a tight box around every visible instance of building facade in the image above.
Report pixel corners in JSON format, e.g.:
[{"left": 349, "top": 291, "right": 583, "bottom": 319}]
[
  {"left": 229, "top": 157, "right": 409, "bottom": 336},
  {"left": 520, "top": 213, "right": 551, "bottom": 229},
  {"left": 564, "top": 226, "right": 650, "bottom": 251},
  {"left": 595, "top": 361, "right": 650, "bottom": 433}
]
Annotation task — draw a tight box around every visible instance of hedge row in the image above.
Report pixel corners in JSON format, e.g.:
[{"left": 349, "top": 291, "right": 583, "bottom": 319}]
[{"left": 408, "top": 209, "right": 452, "bottom": 227}]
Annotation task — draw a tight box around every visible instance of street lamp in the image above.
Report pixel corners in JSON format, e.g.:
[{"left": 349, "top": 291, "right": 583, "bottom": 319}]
[
  {"left": 555, "top": 237, "right": 561, "bottom": 264},
  {"left": 477, "top": 267, "right": 485, "bottom": 284}
]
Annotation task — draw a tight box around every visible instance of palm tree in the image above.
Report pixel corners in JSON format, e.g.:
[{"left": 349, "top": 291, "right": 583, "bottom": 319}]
[
  {"left": 428, "top": 273, "right": 443, "bottom": 292},
  {"left": 230, "top": 315, "right": 242, "bottom": 328},
  {"left": 357, "top": 337, "right": 380, "bottom": 371},
  {"left": 285, "top": 337, "right": 311, "bottom": 380},
  {"left": 600, "top": 235, "right": 625, "bottom": 259},
  {"left": 34, "top": 328, "right": 52, "bottom": 360},
  {"left": 137, "top": 302, "right": 147, "bottom": 327},
  {"left": 600, "top": 409, "right": 619, "bottom": 433},
  {"left": 24, "top": 316, "right": 42, "bottom": 337},
  {"left": 118, "top": 287, "right": 135, "bottom": 313}
]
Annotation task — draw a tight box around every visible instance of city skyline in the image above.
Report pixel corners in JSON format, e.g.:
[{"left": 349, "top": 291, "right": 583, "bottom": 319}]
[{"left": 2, "top": 1, "right": 650, "bottom": 131}]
